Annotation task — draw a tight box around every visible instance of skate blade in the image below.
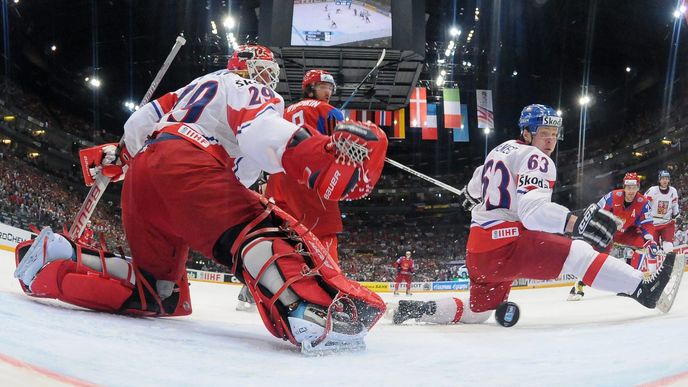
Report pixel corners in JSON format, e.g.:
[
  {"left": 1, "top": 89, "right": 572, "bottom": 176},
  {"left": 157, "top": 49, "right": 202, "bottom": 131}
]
[
  {"left": 657, "top": 253, "right": 686, "bottom": 314},
  {"left": 301, "top": 337, "right": 366, "bottom": 357},
  {"left": 567, "top": 294, "right": 582, "bottom": 301}
]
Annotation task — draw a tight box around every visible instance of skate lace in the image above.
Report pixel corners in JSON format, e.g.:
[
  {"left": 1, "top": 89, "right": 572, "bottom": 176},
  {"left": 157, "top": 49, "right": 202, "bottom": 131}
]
[
  {"left": 331, "top": 134, "right": 370, "bottom": 166},
  {"left": 643, "top": 263, "right": 663, "bottom": 284}
]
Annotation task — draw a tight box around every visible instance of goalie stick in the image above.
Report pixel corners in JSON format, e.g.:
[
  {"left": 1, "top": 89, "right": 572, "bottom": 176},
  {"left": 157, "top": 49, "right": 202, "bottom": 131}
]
[
  {"left": 340, "top": 48, "right": 386, "bottom": 110},
  {"left": 68, "top": 35, "right": 187, "bottom": 240}
]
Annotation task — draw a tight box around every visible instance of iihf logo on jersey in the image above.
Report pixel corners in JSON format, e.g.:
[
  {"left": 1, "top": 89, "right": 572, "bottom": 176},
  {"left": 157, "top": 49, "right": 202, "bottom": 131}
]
[{"left": 492, "top": 227, "right": 520, "bottom": 240}]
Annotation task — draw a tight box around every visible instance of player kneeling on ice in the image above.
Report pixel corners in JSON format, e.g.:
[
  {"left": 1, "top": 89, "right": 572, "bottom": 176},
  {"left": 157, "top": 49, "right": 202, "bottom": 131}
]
[
  {"left": 14, "top": 44, "right": 388, "bottom": 354},
  {"left": 390, "top": 104, "right": 685, "bottom": 327}
]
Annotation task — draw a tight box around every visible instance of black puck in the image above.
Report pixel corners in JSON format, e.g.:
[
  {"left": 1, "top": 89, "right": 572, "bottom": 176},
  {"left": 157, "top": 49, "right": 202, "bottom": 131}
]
[{"left": 495, "top": 301, "right": 520, "bottom": 327}]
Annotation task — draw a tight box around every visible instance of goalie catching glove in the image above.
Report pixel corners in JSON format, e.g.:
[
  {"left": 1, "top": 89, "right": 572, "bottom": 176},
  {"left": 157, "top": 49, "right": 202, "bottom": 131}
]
[
  {"left": 282, "top": 120, "right": 388, "bottom": 201},
  {"left": 79, "top": 143, "right": 133, "bottom": 186},
  {"left": 571, "top": 204, "right": 623, "bottom": 251}
]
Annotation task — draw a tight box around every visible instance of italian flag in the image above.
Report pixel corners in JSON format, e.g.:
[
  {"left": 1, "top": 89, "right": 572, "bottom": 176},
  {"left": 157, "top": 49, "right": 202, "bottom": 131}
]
[{"left": 443, "top": 88, "right": 462, "bottom": 129}]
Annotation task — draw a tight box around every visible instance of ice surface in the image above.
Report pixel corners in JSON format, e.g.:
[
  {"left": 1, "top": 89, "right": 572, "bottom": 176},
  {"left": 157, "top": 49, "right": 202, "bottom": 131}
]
[{"left": 1, "top": 250, "right": 687, "bottom": 387}]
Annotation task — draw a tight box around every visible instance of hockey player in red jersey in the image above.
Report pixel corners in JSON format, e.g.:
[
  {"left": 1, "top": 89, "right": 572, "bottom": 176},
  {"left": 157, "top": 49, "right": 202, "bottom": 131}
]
[
  {"left": 597, "top": 173, "right": 658, "bottom": 270},
  {"left": 76, "top": 221, "right": 98, "bottom": 249},
  {"left": 390, "top": 104, "right": 684, "bottom": 327},
  {"left": 569, "top": 172, "right": 658, "bottom": 300},
  {"left": 13, "top": 45, "right": 389, "bottom": 353},
  {"left": 265, "top": 69, "right": 346, "bottom": 262},
  {"left": 393, "top": 251, "right": 415, "bottom": 295}
]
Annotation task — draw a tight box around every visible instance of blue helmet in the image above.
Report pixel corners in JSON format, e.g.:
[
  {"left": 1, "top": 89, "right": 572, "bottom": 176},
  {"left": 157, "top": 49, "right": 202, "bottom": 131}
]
[
  {"left": 658, "top": 170, "right": 671, "bottom": 181},
  {"left": 518, "top": 104, "right": 562, "bottom": 136}
]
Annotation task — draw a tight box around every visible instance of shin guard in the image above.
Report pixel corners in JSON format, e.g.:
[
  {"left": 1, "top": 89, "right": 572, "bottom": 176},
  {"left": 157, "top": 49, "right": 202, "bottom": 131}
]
[{"left": 228, "top": 193, "right": 386, "bottom": 346}]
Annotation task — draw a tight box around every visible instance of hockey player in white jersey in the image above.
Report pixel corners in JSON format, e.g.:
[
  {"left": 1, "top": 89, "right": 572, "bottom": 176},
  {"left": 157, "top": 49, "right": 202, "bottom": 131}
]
[
  {"left": 391, "top": 104, "right": 684, "bottom": 326},
  {"left": 645, "top": 170, "right": 681, "bottom": 252},
  {"left": 14, "top": 45, "right": 389, "bottom": 354}
]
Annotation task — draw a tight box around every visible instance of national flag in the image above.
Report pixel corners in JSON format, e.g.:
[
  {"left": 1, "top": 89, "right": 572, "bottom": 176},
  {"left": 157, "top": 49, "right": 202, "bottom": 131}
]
[
  {"left": 453, "top": 104, "right": 470, "bottom": 142},
  {"left": 393, "top": 108, "right": 406, "bottom": 139},
  {"left": 409, "top": 87, "right": 427, "bottom": 128},
  {"left": 422, "top": 103, "right": 438, "bottom": 140},
  {"left": 476, "top": 90, "right": 494, "bottom": 129},
  {"left": 375, "top": 110, "right": 392, "bottom": 126},
  {"left": 443, "top": 88, "right": 462, "bottom": 128}
]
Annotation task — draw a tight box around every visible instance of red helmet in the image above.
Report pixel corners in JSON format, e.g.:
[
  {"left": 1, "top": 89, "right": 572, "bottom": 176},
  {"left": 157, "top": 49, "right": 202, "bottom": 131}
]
[
  {"left": 302, "top": 69, "right": 336, "bottom": 93},
  {"left": 227, "top": 45, "right": 280, "bottom": 89},
  {"left": 623, "top": 172, "right": 640, "bottom": 187}
]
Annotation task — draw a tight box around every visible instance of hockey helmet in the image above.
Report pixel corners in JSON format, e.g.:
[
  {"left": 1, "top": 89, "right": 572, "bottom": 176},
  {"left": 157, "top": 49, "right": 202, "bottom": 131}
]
[
  {"left": 302, "top": 69, "right": 337, "bottom": 93},
  {"left": 227, "top": 45, "right": 280, "bottom": 89},
  {"left": 623, "top": 172, "right": 640, "bottom": 187},
  {"left": 518, "top": 104, "right": 562, "bottom": 139},
  {"left": 658, "top": 170, "right": 671, "bottom": 181}
]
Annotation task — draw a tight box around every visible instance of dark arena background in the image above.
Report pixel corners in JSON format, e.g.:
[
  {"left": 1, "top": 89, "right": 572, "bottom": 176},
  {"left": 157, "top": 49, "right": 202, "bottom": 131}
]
[{"left": 1, "top": 0, "right": 688, "bottom": 385}]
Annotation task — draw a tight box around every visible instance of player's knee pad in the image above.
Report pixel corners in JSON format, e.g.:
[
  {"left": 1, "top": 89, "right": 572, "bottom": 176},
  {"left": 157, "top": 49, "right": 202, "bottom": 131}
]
[
  {"left": 15, "top": 237, "right": 135, "bottom": 312},
  {"left": 217, "top": 193, "right": 386, "bottom": 345}
]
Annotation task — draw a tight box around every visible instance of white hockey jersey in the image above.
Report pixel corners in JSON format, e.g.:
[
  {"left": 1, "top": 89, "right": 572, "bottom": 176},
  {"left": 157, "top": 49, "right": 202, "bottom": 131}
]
[
  {"left": 466, "top": 139, "right": 569, "bottom": 234},
  {"left": 644, "top": 185, "right": 680, "bottom": 226},
  {"left": 123, "top": 70, "right": 299, "bottom": 187}
]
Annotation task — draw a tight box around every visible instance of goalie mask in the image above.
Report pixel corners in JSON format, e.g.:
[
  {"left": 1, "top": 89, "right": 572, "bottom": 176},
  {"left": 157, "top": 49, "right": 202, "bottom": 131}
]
[{"left": 227, "top": 45, "right": 280, "bottom": 90}]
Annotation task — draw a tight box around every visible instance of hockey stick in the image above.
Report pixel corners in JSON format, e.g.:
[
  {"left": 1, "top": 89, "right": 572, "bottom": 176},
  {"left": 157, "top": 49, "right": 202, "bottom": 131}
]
[
  {"left": 340, "top": 48, "right": 386, "bottom": 110},
  {"left": 383, "top": 157, "right": 465, "bottom": 196},
  {"left": 68, "top": 35, "right": 187, "bottom": 240}
]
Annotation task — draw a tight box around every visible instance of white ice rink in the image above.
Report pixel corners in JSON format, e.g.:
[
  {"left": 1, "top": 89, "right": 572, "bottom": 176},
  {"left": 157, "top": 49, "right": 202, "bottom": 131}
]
[
  {"left": 1, "top": 249, "right": 688, "bottom": 387},
  {"left": 291, "top": 1, "right": 391, "bottom": 46}
]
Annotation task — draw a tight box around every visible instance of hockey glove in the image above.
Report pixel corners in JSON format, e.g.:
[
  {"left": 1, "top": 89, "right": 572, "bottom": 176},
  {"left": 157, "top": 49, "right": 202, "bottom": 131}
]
[
  {"left": 459, "top": 186, "right": 481, "bottom": 211},
  {"left": 79, "top": 143, "right": 132, "bottom": 186},
  {"left": 571, "top": 204, "right": 623, "bottom": 251},
  {"left": 282, "top": 121, "right": 387, "bottom": 201}
]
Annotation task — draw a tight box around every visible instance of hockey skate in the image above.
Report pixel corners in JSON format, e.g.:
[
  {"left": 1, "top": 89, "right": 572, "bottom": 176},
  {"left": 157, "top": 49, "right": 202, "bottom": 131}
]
[
  {"left": 235, "top": 285, "right": 257, "bottom": 312},
  {"left": 389, "top": 300, "right": 435, "bottom": 325},
  {"left": 14, "top": 227, "right": 73, "bottom": 291},
  {"left": 566, "top": 281, "right": 586, "bottom": 301},
  {"left": 288, "top": 298, "right": 367, "bottom": 356},
  {"left": 618, "top": 252, "right": 685, "bottom": 313}
]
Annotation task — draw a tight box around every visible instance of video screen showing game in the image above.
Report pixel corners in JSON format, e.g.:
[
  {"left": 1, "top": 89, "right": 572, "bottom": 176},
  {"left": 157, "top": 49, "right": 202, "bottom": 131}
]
[{"left": 291, "top": 0, "right": 392, "bottom": 47}]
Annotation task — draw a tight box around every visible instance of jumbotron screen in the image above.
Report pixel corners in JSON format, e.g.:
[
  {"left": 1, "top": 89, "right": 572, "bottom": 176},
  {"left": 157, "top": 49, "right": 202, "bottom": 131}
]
[{"left": 291, "top": 0, "right": 392, "bottom": 47}]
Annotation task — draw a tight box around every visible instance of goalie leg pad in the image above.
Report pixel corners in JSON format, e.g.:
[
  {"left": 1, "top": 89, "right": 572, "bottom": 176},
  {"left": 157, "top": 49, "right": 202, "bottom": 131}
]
[
  {"left": 226, "top": 193, "right": 386, "bottom": 346},
  {"left": 15, "top": 239, "right": 135, "bottom": 312}
]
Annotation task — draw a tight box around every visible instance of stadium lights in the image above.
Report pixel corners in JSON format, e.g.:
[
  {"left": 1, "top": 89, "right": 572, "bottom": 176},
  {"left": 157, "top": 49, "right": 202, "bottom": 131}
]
[
  {"left": 674, "top": 9, "right": 682, "bottom": 18},
  {"left": 483, "top": 127, "right": 491, "bottom": 135},
  {"left": 661, "top": 137, "right": 673, "bottom": 145},
  {"left": 27, "top": 152, "right": 39, "bottom": 159},
  {"left": 50, "top": 45, "right": 57, "bottom": 52},
  {"left": 449, "top": 26, "right": 461, "bottom": 37},
  {"left": 1, "top": 139, "right": 11, "bottom": 145},
  {"left": 89, "top": 78, "right": 101, "bottom": 88},
  {"left": 436, "top": 75, "right": 444, "bottom": 86},
  {"left": 210, "top": 21, "right": 218, "bottom": 35},
  {"left": 124, "top": 101, "right": 137, "bottom": 111},
  {"left": 578, "top": 95, "right": 591, "bottom": 105},
  {"left": 444, "top": 49, "right": 451, "bottom": 56},
  {"left": 512, "top": 70, "right": 518, "bottom": 77},
  {"left": 625, "top": 66, "right": 631, "bottom": 73},
  {"left": 3, "top": 115, "right": 15, "bottom": 122},
  {"left": 223, "top": 16, "right": 236, "bottom": 30},
  {"left": 440, "top": 70, "right": 447, "bottom": 76},
  {"left": 438, "top": 58, "right": 445, "bottom": 64},
  {"left": 681, "top": 4, "right": 687, "bottom": 13},
  {"left": 556, "top": 109, "right": 563, "bottom": 116}
]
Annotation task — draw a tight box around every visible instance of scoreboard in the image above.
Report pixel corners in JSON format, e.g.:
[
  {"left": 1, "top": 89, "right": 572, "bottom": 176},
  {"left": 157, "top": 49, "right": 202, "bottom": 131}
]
[{"left": 303, "top": 31, "right": 332, "bottom": 43}]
